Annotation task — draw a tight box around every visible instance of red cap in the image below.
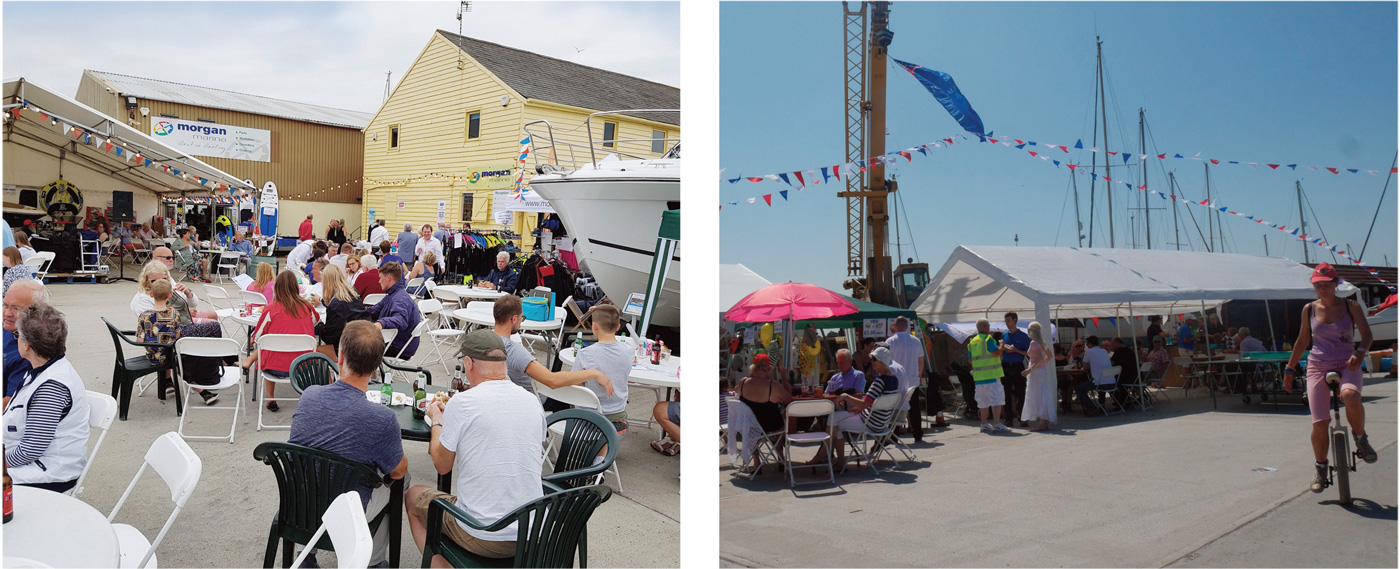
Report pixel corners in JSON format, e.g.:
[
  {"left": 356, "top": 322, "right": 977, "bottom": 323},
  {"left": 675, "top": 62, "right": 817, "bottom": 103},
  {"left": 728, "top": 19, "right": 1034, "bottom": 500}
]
[
  {"left": 752, "top": 353, "right": 771, "bottom": 367},
  {"left": 1311, "top": 263, "right": 1339, "bottom": 284}
]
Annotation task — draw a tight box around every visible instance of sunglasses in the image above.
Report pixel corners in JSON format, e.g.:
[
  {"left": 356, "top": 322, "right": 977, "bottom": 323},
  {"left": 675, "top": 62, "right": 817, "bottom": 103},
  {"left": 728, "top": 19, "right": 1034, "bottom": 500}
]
[{"left": 156, "top": 255, "right": 174, "bottom": 260}]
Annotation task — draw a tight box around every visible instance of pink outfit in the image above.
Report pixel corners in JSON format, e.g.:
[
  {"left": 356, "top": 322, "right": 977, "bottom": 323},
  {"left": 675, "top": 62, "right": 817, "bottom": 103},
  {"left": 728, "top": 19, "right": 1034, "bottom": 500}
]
[
  {"left": 246, "top": 281, "right": 275, "bottom": 305},
  {"left": 1304, "top": 300, "right": 1363, "bottom": 423}
]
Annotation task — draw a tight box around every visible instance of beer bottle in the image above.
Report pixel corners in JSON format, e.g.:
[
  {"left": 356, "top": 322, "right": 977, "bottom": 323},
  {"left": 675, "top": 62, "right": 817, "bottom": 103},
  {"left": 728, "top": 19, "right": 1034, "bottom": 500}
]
[
  {"left": 4, "top": 461, "right": 12, "bottom": 523},
  {"left": 412, "top": 378, "right": 427, "bottom": 421},
  {"left": 651, "top": 336, "right": 662, "bottom": 365},
  {"left": 380, "top": 379, "right": 394, "bottom": 407},
  {"left": 452, "top": 365, "right": 465, "bottom": 392}
]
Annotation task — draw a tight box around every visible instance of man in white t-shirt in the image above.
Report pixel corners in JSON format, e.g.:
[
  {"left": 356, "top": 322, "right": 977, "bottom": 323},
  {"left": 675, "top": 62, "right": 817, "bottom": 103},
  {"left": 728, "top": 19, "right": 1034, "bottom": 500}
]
[
  {"left": 885, "top": 316, "right": 935, "bottom": 439},
  {"left": 409, "top": 329, "right": 546, "bottom": 561},
  {"left": 369, "top": 220, "right": 389, "bottom": 247},
  {"left": 1075, "top": 335, "right": 1117, "bottom": 415}
]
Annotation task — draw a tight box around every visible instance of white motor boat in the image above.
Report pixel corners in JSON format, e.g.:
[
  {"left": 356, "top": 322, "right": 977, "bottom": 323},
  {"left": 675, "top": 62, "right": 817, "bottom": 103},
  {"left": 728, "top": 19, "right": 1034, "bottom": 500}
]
[
  {"left": 1368, "top": 306, "right": 1396, "bottom": 343},
  {"left": 524, "top": 113, "right": 680, "bottom": 327}
]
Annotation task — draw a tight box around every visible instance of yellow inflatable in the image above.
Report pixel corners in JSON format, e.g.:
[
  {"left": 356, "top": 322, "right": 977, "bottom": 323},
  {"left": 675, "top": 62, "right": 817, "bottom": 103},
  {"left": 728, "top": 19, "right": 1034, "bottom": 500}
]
[{"left": 760, "top": 322, "right": 774, "bottom": 346}]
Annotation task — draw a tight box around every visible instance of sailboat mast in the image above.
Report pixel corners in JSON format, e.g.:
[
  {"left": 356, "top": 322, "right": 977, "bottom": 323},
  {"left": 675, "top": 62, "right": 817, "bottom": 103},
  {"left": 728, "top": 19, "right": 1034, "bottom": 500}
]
[
  {"left": 1170, "top": 171, "right": 1181, "bottom": 250},
  {"left": 1072, "top": 171, "right": 1084, "bottom": 248},
  {"left": 1098, "top": 37, "right": 1113, "bottom": 247},
  {"left": 1297, "top": 180, "right": 1310, "bottom": 264},
  {"left": 1140, "top": 108, "right": 1149, "bottom": 249},
  {"left": 1205, "top": 163, "right": 1214, "bottom": 253}
]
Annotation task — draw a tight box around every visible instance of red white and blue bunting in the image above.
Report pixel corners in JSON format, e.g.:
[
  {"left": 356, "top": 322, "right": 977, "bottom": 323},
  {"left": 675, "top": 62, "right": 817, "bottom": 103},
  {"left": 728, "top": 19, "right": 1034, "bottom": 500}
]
[
  {"left": 5, "top": 99, "right": 255, "bottom": 195},
  {"left": 721, "top": 132, "right": 1396, "bottom": 291}
]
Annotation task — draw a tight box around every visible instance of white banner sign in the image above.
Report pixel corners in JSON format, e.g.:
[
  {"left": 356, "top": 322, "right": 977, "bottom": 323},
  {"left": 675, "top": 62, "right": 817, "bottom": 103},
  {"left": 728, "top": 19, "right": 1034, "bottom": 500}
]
[
  {"left": 492, "top": 189, "right": 555, "bottom": 226},
  {"left": 150, "top": 116, "right": 272, "bottom": 162}
]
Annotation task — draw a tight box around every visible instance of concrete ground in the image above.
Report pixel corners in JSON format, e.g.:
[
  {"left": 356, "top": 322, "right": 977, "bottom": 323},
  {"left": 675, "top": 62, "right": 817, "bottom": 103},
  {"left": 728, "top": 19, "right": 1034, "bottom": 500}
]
[
  {"left": 12, "top": 270, "right": 677, "bottom": 568},
  {"left": 721, "top": 375, "right": 1397, "bottom": 567}
]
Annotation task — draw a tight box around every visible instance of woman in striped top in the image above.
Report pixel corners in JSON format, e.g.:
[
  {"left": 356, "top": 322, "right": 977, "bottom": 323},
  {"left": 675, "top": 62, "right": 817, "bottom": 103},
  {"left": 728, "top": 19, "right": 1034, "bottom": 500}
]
[{"left": 3, "top": 303, "right": 90, "bottom": 492}]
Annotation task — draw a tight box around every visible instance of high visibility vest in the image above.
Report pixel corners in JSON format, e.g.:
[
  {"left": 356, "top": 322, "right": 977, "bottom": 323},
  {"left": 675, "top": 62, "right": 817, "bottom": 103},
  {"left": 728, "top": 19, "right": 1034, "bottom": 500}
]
[{"left": 969, "top": 334, "right": 1004, "bottom": 384}]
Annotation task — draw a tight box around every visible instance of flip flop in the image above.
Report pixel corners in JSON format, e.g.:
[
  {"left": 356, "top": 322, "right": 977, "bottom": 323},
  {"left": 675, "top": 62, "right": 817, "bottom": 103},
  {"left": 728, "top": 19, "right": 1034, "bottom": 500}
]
[{"left": 650, "top": 438, "right": 675, "bottom": 455}]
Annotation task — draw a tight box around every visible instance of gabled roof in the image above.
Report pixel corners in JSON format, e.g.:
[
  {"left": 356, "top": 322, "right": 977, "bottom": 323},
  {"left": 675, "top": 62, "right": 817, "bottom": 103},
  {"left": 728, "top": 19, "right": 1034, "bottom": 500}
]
[
  {"left": 436, "top": 31, "right": 678, "bottom": 126},
  {"left": 83, "top": 70, "right": 373, "bottom": 129},
  {"left": 1305, "top": 263, "right": 1397, "bottom": 287}
]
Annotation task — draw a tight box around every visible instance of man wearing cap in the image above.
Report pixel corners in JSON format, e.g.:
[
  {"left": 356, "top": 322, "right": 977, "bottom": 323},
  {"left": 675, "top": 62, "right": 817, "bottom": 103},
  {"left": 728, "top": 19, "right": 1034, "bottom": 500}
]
[
  {"left": 408, "top": 329, "right": 547, "bottom": 561},
  {"left": 820, "top": 346, "right": 902, "bottom": 469},
  {"left": 1285, "top": 262, "right": 1378, "bottom": 493},
  {"left": 968, "top": 318, "right": 1011, "bottom": 433}
]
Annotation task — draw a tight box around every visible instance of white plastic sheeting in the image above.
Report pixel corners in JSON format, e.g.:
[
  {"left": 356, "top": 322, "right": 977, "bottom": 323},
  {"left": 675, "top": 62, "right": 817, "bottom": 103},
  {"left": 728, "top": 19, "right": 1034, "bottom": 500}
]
[
  {"left": 720, "top": 264, "right": 772, "bottom": 313},
  {"left": 911, "top": 246, "right": 1344, "bottom": 324}
]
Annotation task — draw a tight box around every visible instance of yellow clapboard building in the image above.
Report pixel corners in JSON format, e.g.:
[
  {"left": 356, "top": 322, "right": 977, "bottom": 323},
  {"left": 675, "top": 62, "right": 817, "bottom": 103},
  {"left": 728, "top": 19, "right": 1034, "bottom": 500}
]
[{"left": 363, "top": 30, "right": 679, "bottom": 249}]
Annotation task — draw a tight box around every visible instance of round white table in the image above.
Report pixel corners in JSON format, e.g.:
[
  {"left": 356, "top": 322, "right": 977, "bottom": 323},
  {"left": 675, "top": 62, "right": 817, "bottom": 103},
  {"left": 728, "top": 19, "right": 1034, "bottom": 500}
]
[
  {"left": 433, "top": 285, "right": 506, "bottom": 301},
  {"left": 451, "top": 305, "right": 565, "bottom": 332},
  {"left": 228, "top": 305, "right": 327, "bottom": 328},
  {"left": 4, "top": 486, "right": 120, "bottom": 568},
  {"left": 558, "top": 348, "right": 681, "bottom": 389}
]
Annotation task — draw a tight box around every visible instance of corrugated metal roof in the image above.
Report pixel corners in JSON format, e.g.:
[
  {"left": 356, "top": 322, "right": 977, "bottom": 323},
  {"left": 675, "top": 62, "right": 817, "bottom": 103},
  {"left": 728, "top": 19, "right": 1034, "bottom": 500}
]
[
  {"left": 437, "top": 31, "right": 679, "bottom": 126},
  {"left": 84, "top": 70, "right": 373, "bottom": 129}
]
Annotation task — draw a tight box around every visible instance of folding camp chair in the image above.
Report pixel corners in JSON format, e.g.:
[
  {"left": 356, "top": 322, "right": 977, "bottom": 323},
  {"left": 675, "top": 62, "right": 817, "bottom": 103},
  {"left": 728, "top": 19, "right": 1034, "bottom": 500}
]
[{"left": 1085, "top": 366, "right": 1123, "bottom": 416}]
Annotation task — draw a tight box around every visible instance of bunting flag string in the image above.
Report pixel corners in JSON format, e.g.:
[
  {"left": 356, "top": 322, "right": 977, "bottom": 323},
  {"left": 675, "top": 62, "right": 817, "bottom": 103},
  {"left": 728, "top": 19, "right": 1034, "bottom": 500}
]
[
  {"left": 4, "top": 99, "right": 257, "bottom": 197},
  {"left": 512, "top": 135, "right": 532, "bottom": 200},
  {"left": 721, "top": 127, "right": 1396, "bottom": 289}
]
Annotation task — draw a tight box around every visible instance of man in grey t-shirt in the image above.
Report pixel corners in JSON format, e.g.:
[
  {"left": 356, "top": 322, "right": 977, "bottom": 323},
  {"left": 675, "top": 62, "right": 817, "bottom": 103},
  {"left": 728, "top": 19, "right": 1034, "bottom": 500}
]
[{"left": 490, "top": 295, "right": 613, "bottom": 401}]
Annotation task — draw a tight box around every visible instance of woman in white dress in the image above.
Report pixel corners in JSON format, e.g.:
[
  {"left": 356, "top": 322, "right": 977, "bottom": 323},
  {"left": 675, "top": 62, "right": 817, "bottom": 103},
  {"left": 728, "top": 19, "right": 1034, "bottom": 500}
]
[{"left": 1020, "top": 321, "right": 1057, "bottom": 431}]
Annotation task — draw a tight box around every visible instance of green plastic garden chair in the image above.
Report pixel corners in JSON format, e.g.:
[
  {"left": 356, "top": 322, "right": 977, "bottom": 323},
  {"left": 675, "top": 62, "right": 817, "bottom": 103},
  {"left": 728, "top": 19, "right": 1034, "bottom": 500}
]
[{"left": 422, "top": 484, "right": 611, "bottom": 568}]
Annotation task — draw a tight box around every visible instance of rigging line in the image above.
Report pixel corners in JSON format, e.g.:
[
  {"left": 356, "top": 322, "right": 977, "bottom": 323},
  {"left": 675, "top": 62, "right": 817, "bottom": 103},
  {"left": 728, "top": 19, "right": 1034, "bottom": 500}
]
[
  {"left": 1174, "top": 184, "right": 1212, "bottom": 252},
  {"left": 1299, "top": 186, "right": 1340, "bottom": 265},
  {"left": 1055, "top": 168, "right": 1073, "bottom": 246},
  {"left": 895, "top": 184, "right": 920, "bottom": 263},
  {"left": 1358, "top": 151, "right": 1398, "bottom": 263}
]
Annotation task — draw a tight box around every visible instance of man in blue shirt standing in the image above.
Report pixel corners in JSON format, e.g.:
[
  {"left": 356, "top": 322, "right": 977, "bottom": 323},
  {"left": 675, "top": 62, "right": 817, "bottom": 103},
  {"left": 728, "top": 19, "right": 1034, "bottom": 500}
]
[
  {"left": 1000, "top": 312, "right": 1032, "bottom": 428},
  {"left": 1177, "top": 318, "right": 1196, "bottom": 352}
]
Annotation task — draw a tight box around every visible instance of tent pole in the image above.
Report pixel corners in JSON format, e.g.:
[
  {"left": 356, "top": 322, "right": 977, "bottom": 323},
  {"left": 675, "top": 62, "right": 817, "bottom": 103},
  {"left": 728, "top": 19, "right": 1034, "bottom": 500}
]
[
  {"left": 1129, "top": 302, "right": 1139, "bottom": 383},
  {"left": 1264, "top": 299, "right": 1277, "bottom": 352},
  {"left": 1201, "top": 300, "right": 1217, "bottom": 409}
]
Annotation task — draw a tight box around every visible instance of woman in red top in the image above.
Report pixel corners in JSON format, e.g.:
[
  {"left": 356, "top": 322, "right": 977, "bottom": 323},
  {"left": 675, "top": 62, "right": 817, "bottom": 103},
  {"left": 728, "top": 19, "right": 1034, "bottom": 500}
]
[{"left": 241, "top": 270, "right": 319, "bottom": 412}]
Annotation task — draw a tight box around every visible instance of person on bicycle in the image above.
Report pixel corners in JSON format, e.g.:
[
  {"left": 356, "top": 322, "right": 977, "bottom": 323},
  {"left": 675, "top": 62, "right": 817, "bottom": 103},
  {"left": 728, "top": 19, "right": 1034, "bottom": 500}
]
[{"left": 1284, "top": 263, "right": 1378, "bottom": 493}]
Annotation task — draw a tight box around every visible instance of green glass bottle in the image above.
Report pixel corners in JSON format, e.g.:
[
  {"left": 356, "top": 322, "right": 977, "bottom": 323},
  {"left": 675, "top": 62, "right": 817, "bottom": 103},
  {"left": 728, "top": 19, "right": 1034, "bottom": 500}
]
[
  {"left": 412, "top": 378, "right": 427, "bottom": 420},
  {"left": 380, "top": 380, "right": 393, "bottom": 407}
]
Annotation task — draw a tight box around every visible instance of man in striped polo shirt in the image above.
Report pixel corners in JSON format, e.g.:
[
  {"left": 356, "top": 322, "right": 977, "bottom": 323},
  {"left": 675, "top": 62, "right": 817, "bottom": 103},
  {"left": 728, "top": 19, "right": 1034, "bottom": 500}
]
[{"left": 969, "top": 318, "right": 1010, "bottom": 433}]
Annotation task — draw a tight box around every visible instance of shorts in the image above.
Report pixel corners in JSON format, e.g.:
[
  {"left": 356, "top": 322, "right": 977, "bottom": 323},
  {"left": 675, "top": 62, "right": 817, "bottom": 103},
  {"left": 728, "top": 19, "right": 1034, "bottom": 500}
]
[
  {"left": 666, "top": 401, "right": 680, "bottom": 424},
  {"left": 831, "top": 410, "right": 867, "bottom": 434},
  {"left": 604, "top": 410, "right": 628, "bottom": 440},
  {"left": 1305, "top": 360, "right": 1363, "bottom": 424},
  {"left": 409, "top": 488, "right": 517, "bottom": 559},
  {"left": 974, "top": 381, "right": 1005, "bottom": 409}
]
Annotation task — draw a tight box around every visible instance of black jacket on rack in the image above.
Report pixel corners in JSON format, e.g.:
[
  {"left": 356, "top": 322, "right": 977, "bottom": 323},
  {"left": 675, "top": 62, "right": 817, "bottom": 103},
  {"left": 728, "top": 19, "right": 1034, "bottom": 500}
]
[{"left": 515, "top": 254, "right": 575, "bottom": 305}]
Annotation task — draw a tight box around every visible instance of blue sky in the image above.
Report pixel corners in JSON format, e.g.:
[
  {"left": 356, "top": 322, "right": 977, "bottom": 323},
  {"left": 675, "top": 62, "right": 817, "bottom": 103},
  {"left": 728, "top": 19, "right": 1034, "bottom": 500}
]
[
  {"left": 720, "top": 2, "right": 1398, "bottom": 292},
  {"left": 4, "top": 2, "right": 679, "bottom": 114}
]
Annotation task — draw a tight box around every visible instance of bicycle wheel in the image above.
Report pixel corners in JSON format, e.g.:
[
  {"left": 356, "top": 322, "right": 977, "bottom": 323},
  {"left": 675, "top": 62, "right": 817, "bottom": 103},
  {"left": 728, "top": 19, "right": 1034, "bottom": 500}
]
[{"left": 1332, "top": 429, "right": 1351, "bottom": 504}]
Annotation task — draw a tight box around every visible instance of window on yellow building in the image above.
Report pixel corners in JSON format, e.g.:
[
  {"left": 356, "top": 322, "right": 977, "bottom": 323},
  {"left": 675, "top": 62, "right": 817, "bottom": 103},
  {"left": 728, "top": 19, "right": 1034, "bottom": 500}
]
[
  {"left": 390, "top": 125, "right": 400, "bottom": 150},
  {"left": 461, "top": 193, "right": 474, "bottom": 222},
  {"left": 651, "top": 130, "right": 667, "bottom": 154},
  {"left": 602, "top": 121, "right": 618, "bottom": 148},
  {"left": 466, "top": 111, "right": 481, "bottom": 140}
]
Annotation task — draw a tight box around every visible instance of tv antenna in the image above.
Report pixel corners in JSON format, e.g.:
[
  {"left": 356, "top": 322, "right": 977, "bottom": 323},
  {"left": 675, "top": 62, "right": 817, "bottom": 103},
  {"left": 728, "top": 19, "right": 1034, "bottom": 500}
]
[{"left": 457, "top": 1, "right": 472, "bottom": 69}]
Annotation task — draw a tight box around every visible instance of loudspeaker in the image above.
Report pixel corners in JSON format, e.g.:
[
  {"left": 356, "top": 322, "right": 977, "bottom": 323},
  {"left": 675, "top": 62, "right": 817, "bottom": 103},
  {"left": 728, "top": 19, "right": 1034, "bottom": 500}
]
[{"left": 112, "top": 191, "right": 134, "bottom": 221}]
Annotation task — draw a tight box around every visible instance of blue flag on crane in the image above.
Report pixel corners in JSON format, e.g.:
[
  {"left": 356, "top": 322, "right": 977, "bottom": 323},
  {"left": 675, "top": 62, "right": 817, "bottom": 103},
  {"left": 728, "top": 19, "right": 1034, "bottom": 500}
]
[{"left": 892, "top": 58, "right": 986, "bottom": 137}]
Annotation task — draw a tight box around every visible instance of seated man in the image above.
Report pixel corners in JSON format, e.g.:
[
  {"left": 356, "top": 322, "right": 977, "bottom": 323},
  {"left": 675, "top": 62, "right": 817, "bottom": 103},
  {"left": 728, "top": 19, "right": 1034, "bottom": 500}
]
[
  {"left": 1238, "top": 327, "right": 1266, "bottom": 353},
  {"left": 367, "top": 261, "right": 421, "bottom": 359},
  {"left": 1074, "top": 335, "right": 1116, "bottom": 415},
  {"left": 290, "top": 321, "right": 406, "bottom": 568},
  {"left": 1108, "top": 337, "right": 1139, "bottom": 409},
  {"left": 409, "top": 330, "right": 546, "bottom": 562},
  {"left": 328, "top": 243, "right": 355, "bottom": 271},
  {"left": 491, "top": 295, "right": 612, "bottom": 401},
  {"left": 4, "top": 280, "right": 47, "bottom": 403},
  {"left": 1144, "top": 337, "right": 1171, "bottom": 386},
  {"left": 228, "top": 231, "right": 255, "bottom": 270},
  {"left": 129, "top": 247, "right": 200, "bottom": 315},
  {"left": 821, "top": 346, "right": 900, "bottom": 469},
  {"left": 825, "top": 349, "right": 866, "bottom": 396},
  {"left": 480, "top": 252, "right": 518, "bottom": 292},
  {"left": 650, "top": 390, "right": 680, "bottom": 456}
]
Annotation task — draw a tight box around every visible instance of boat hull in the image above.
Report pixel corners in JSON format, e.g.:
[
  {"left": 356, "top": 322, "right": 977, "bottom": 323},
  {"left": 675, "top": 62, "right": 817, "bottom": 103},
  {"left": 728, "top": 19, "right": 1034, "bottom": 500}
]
[{"left": 529, "top": 168, "right": 680, "bottom": 328}]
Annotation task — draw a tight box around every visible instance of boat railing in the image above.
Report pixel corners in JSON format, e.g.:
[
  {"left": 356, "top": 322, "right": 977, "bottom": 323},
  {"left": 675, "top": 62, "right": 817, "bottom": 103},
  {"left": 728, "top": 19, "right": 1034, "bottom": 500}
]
[{"left": 522, "top": 109, "right": 680, "bottom": 173}]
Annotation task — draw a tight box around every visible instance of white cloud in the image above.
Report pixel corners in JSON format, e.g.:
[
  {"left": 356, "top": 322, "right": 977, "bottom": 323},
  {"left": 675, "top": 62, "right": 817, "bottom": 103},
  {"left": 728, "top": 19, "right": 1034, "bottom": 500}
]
[{"left": 3, "top": 1, "right": 678, "bottom": 114}]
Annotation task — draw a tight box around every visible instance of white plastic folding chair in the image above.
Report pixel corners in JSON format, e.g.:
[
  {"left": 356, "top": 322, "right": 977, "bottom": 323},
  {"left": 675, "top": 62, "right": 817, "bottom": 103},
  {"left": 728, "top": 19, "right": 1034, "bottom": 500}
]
[
  {"left": 725, "top": 398, "right": 785, "bottom": 479},
  {"left": 839, "top": 392, "right": 903, "bottom": 474},
  {"left": 130, "top": 242, "right": 152, "bottom": 265},
  {"left": 405, "top": 277, "right": 424, "bottom": 298},
  {"left": 241, "top": 289, "right": 269, "bottom": 308},
  {"left": 1174, "top": 357, "right": 1206, "bottom": 398},
  {"left": 888, "top": 385, "right": 919, "bottom": 461},
  {"left": 24, "top": 252, "right": 55, "bottom": 280},
  {"left": 255, "top": 334, "right": 318, "bottom": 431},
  {"left": 214, "top": 251, "right": 242, "bottom": 283},
  {"left": 1087, "top": 366, "right": 1124, "bottom": 416},
  {"left": 431, "top": 286, "right": 460, "bottom": 313},
  {"left": 361, "top": 293, "right": 387, "bottom": 306},
  {"left": 107, "top": 432, "right": 203, "bottom": 569},
  {"left": 419, "top": 298, "right": 463, "bottom": 371},
  {"left": 175, "top": 337, "right": 245, "bottom": 443},
  {"left": 784, "top": 399, "right": 836, "bottom": 487},
  {"left": 383, "top": 319, "right": 428, "bottom": 367},
  {"left": 69, "top": 391, "right": 118, "bottom": 497},
  {"left": 535, "top": 381, "right": 624, "bottom": 493},
  {"left": 289, "top": 492, "right": 374, "bottom": 569},
  {"left": 1131, "top": 361, "right": 1159, "bottom": 408}
]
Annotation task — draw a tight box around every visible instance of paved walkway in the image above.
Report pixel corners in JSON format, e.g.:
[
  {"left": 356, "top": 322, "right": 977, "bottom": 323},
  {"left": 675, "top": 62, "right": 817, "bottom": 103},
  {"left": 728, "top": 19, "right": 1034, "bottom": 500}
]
[
  {"left": 721, "top": 376, "right": 1396, "bottom": 567},
  {"left": 21, "top": 276, "right": 678, "bottom": 567}
]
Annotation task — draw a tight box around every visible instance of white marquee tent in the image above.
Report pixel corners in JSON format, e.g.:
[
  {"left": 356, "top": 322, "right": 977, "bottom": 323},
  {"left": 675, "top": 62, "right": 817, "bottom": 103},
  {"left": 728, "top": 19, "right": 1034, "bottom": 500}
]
[
  {"left": 720, "top": 263, "right": 772, "bottom": 313},
  {"left": 911, "top": 246, "right": 1349, "bottom": 346}
]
